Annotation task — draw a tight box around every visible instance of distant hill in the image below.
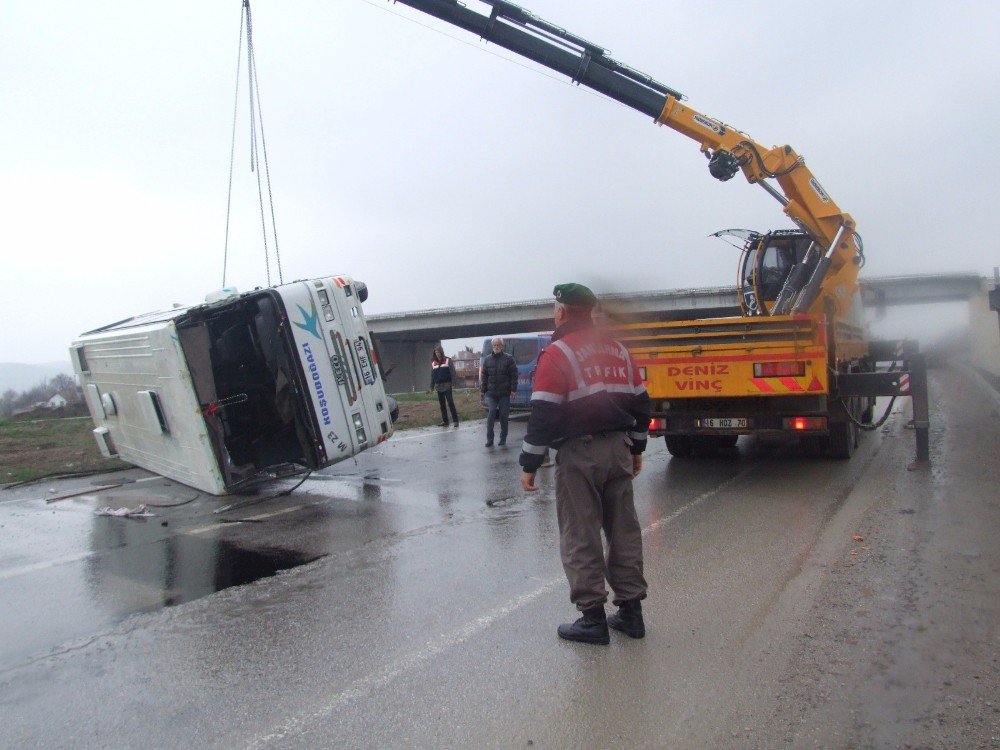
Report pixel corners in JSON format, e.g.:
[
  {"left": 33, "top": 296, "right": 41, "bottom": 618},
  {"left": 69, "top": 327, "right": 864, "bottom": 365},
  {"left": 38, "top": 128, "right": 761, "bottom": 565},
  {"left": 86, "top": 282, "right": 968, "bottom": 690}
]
[{"left": 0, "top": 362, "right": 75, "bottom": 394}]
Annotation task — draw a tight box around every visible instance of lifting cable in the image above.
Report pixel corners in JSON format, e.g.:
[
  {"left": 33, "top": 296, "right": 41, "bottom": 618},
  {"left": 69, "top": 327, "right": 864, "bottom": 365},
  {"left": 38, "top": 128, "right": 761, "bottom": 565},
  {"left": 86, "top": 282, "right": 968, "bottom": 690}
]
[
  {"left": 222, "top": 0, "right": 283, "bottom": 288},
  {"left": 213, "top": 469, "right": 313, "bottom": 514}
]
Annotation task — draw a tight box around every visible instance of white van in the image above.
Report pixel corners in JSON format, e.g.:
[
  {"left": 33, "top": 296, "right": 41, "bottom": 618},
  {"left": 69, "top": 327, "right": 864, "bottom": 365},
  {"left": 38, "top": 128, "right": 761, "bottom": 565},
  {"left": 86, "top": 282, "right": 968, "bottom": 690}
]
[{"left": 71, "top": 276, "right": 395, "bottom": 495}]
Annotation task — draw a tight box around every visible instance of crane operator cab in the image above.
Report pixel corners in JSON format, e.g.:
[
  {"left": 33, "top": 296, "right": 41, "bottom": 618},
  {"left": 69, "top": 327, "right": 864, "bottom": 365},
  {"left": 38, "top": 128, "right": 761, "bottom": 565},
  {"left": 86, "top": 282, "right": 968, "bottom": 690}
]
[{"left": 716, "top": 229, "right": 818, "bottom": 316}]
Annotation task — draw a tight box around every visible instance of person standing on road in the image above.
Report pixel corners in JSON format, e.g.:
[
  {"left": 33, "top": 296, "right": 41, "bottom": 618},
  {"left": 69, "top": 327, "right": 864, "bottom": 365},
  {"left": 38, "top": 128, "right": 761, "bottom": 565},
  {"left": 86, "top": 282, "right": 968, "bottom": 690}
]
[
  {"left": 519, "top": 283, "right": 651, "bottom": 645},
  {"left": 430, "top": 346, "right": 459, "bottom": 427},
  {"left": 481, "top": 337, "right": 518, "bottom": 447}
]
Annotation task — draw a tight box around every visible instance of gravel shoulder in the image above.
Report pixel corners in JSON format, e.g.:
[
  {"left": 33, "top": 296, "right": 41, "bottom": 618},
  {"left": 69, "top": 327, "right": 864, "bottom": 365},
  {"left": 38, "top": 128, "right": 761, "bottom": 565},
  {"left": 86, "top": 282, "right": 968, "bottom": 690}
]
[{"left": 727, "top": 363, "right": 1000, "bottom": 749}]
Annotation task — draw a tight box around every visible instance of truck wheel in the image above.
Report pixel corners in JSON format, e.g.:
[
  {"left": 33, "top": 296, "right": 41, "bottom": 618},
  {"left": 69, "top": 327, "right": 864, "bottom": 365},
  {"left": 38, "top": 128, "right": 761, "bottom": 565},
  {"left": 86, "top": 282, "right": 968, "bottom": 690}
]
[
  {"left": 861, "top": 397, "right": 875, "bottom": 424},
  {"left": 828, "top": 421, "right": 857, "bottom": 460},
  {"left": 665, "top": 435, "right": 694, "bottom": 458},
  {"left": 800, "top": 434, "right": 829, "bottom": 457}
]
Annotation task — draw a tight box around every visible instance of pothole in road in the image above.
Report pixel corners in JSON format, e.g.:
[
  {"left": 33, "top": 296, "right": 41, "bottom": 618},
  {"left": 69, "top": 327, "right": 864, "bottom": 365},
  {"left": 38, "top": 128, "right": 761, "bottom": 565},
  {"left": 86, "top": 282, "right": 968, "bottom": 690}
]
[{"left": 159, "top": 539, "right": 324, "bottom": 607}]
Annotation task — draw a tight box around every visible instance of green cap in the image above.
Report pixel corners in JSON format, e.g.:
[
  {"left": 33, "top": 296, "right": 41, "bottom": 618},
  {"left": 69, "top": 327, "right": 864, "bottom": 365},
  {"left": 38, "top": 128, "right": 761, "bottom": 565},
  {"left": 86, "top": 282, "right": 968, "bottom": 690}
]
[{"left": 553, "top": 283, "right": 597, "bottom": 307}]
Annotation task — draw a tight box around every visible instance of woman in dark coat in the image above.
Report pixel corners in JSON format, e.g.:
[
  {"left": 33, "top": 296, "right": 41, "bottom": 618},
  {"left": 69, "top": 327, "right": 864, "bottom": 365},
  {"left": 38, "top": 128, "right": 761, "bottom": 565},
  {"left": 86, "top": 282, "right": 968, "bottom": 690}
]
[{"left": 430, "top": 346, "right": 460, "bottom": 427}]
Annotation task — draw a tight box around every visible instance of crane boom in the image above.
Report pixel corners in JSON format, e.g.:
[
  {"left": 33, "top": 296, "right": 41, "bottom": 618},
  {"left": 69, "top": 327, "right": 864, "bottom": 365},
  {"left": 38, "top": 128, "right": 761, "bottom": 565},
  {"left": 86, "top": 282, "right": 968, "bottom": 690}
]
[
  {"left": 393, "top": 0, "right": 681, "bottom": 116},
  {"left": 392, "top": 0, "right": 861, "bottom": 316}
]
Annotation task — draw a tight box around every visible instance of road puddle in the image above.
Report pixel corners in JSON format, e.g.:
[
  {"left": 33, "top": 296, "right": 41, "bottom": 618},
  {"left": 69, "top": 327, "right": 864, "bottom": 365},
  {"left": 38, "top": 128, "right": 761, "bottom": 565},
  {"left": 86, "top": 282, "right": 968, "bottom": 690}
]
[{"left": 159, "top": 538, "right": 324, "bottom": 607}]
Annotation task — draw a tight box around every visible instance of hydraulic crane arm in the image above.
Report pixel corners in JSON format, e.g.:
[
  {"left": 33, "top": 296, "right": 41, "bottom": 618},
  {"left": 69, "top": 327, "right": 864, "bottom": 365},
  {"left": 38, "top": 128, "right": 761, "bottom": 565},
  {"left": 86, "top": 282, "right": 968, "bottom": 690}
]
[
  {"left": 392, "top": 0, "right": 862, "bottom": 315},
  {"left": 656, "top": 98, "right": 860, "bottom": 314},
  {"left": 393, "top": 0, "right": 681, "bottom": 117}
]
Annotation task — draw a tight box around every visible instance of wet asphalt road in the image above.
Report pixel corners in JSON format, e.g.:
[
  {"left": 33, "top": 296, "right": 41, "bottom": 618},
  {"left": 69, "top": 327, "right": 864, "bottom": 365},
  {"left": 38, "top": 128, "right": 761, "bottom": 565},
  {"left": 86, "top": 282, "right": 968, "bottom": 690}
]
[{"left": 1, "top": 365, "right": 998, "bottom": 749}]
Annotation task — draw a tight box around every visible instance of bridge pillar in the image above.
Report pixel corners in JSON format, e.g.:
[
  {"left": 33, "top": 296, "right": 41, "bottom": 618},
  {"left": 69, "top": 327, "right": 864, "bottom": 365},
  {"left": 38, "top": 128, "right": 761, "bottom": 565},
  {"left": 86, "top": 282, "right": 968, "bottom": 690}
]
[
  {"left": 374, "top": 337, "right": 440, "bottom": 394},
  {"left": 967, "top": 280, "right": 1000, "bottom": 381}
]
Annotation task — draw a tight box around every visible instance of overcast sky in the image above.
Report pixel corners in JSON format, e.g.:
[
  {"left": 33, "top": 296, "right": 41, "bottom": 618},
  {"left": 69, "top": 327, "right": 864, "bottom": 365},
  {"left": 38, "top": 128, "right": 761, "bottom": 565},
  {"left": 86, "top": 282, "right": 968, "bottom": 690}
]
[{"left": 2, "top": 0, "right": 998, "bottom": 364}]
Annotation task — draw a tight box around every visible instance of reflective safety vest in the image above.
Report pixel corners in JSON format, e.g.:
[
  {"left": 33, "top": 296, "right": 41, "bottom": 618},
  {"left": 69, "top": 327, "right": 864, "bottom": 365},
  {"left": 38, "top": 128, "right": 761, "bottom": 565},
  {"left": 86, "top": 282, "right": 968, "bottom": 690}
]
[
  {"left": 520, "top": 321, "right": 650, "bottom": 471},
  {"left": 431, "top": 357, "right": 454, "bottom": 388}
]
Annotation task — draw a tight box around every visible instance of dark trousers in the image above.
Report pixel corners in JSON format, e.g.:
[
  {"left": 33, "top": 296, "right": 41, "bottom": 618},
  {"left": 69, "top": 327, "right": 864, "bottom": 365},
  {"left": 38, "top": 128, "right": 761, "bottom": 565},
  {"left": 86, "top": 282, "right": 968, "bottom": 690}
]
[
  {"left": 437, "top": 388, "right": 458, "bottom": 424},
  {"left": 554, "top": 433, "right": 646, "bottom": 610},
  {"left": 485, "top": 395, "right": 510, "bottom": 442}
]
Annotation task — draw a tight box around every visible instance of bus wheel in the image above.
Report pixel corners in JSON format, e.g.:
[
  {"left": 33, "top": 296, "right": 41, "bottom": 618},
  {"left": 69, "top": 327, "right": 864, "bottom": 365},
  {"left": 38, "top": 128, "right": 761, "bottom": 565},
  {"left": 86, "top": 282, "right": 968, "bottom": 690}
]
[{"left": 665, "top": 435, "right": 694, "bottom": 458}]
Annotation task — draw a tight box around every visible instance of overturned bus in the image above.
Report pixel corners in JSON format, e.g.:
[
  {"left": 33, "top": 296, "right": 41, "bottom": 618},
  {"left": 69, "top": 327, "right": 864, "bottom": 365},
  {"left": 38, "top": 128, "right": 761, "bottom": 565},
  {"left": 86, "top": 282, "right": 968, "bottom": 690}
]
[{"left": 71, "top": 276, "right": 396, "bottom": 495}]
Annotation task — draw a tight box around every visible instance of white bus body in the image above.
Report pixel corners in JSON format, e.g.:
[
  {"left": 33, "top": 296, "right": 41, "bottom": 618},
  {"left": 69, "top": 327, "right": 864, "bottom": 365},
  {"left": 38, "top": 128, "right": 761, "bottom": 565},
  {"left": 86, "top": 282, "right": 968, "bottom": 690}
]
[{"left": 71, "top": 276, "right": 394, "bottom": 495}]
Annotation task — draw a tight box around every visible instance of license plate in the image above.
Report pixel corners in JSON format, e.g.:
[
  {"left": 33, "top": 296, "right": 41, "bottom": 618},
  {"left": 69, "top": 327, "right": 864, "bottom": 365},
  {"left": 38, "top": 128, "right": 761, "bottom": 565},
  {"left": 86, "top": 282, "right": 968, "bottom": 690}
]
[
  {"left": 697, "top": 417, "right": 748, "bottom": 429},
  {"left": 353, "top": 339, "right": 376, "bottom": 386}
]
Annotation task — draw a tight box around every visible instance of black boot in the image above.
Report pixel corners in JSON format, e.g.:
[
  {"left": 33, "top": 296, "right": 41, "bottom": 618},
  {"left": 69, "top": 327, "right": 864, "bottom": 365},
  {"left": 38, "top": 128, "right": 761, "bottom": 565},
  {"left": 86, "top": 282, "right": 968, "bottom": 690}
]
[
  {"left": 607, "top": 598, "right": 645, "bottom": 639},
  {"left": 557, "top": 606, "right": 609, "bottom": 645}
]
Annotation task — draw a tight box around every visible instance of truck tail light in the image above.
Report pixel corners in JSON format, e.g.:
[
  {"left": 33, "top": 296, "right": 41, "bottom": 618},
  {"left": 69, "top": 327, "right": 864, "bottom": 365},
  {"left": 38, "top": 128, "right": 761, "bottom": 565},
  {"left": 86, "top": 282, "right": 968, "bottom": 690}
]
[
  {"left": 783, "top": 416, "right": 827, "bottom": 431},
  {"left": 754, "top": 361, "right": 806, "bottom": 378},
  {"left": 649, "top": 417, "right": 666, "bottom": 432}
]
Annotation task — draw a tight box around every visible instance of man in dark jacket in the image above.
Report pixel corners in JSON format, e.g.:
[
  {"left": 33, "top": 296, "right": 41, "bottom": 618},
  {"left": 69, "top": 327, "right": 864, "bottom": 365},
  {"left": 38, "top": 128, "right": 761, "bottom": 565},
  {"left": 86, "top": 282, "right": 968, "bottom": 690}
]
[
  {"left": 480, "top": 337, "right": 518, "bottom": 447},
  {"left": 520, "top": 283, "right": 651, "bottom": 645}
]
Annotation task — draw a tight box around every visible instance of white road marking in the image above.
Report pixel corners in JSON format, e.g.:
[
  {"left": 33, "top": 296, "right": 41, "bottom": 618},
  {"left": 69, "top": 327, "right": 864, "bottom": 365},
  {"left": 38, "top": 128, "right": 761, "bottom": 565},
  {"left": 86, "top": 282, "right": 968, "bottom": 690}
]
[
  {"left": 243, "top": 505, "right": 305, "bottom": 522},
  {"left": 379, "top": 427, "right": 468, "bottom": 443},
  {"left": 0, "top": 551, "right": 95, "bottom": 582},
  {"left": 185, "top": 505, "right": 306, "bottom": 535},
  {"left": 186, "top": 523, "right": 226, "bottom": 536}
]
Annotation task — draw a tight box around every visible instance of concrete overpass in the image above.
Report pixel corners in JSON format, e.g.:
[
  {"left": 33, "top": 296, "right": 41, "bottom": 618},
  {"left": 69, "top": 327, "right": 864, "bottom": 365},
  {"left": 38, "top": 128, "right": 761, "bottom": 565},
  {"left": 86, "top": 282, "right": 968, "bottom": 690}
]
[{"left": 369, "top": 273, "right": 993, "bottom": 392}]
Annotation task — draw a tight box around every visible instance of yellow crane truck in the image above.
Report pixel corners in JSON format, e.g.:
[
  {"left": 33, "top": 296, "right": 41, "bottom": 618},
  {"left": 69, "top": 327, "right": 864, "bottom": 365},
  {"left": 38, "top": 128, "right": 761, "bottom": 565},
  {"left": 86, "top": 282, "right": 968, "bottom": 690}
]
[{"left": 392, "top": 0, "right": 929, "bottom": 461}]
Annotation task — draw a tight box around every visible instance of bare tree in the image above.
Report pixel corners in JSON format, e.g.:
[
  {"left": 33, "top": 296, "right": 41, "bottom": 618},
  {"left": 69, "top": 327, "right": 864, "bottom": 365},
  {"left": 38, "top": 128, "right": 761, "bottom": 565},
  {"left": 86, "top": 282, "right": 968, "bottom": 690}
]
[
  {"left": 1, "top": 372, "right": 83, "bottom": 416},
  {"left": 0, "top": 389, "right": 16, "bottom": 418},
  {"left": 51, "top": 373, "right": 76, "bottom": 393}
]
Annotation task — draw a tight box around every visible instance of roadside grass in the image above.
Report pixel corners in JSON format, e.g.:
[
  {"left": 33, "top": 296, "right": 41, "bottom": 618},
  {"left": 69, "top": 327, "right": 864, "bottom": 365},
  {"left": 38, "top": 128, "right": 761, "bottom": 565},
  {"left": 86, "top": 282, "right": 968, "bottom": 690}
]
[
  {"left": 392, "top": 389, "right": 485, "bottom": 428},
  {"left": 0, "top": 416, "right": 130, "bottom": 485},
  {"left": 0, "top": 390, "right": 488, "bottom": 486}
]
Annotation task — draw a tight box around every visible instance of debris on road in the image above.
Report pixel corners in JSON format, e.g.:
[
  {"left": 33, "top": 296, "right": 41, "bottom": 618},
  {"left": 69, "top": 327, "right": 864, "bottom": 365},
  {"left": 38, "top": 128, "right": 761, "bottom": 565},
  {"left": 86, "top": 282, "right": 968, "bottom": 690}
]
[
  {"left": 95, "top": 504, "right": 154, "bottom": 518},
  {"left": 46, "top": 484, "right": 123, "bottom": 503}
]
